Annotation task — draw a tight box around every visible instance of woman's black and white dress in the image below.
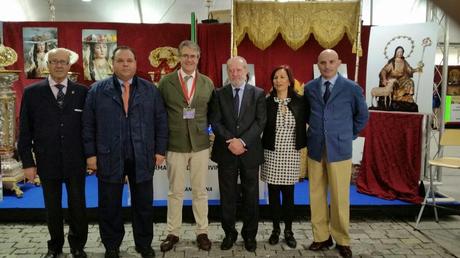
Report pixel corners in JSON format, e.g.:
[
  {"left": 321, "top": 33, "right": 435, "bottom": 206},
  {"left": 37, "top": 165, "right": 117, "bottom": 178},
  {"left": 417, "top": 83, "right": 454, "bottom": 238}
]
[{"left": 261, "top": 98, "right": 300, "bottom": 185}]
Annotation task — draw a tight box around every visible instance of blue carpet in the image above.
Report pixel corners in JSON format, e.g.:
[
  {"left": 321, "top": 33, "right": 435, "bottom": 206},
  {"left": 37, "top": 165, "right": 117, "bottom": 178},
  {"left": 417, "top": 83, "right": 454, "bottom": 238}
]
[{"left": 0, "top": 175, "right": 415, "bottom": 209}]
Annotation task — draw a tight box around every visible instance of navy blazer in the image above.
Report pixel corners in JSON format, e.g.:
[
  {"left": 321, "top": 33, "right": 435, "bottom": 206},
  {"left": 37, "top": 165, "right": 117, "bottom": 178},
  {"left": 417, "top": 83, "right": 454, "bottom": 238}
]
[
  {"left": 210, "top": 83, "right": 267, "bottom": 169},
  {"left": 82, "top": 75, "right": 168, "bottom": 183},
  {"left": 18, "top": 79, "right": 87, "bottom": 179},
  {"left": 304, "top": 75, "right": 369, "bottom": 163}
]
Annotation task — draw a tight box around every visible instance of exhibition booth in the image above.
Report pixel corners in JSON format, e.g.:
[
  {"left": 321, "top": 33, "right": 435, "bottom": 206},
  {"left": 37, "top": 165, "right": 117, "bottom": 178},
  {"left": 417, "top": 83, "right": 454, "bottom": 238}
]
[{"left": 0, "top": 1, "right": 459, "bottom": 217}]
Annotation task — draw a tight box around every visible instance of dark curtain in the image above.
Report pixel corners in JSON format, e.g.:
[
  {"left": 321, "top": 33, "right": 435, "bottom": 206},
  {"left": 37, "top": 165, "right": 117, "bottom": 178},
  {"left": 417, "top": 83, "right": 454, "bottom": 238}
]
[
  {"left": 197, "top": 23, "right": 231, "bottom": 88},
  {"left": 356, "top": 111, "right": 424, "bottom": 203}
]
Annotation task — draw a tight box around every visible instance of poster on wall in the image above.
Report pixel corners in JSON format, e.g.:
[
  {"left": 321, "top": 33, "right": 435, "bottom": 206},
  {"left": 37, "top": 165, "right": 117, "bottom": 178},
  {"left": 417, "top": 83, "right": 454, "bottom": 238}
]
[
  {"left": 23, "top": 27, "right": 58, "bottom": 78},
  {"left": 82, "top": 29, "right": 117, "bottom": 81},
  {"left": 366, "top": 23, "right": 438, "bottom": 114}
]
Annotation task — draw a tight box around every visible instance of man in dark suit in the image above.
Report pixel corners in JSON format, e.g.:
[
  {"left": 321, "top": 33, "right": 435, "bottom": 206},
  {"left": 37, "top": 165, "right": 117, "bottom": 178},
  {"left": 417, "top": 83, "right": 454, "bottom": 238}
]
[
  {"left": 304, "top": 49, "right": 369, "bottom": 258},
  {"left": 210, "top": 56, "right": 267, "bottom": 252},
  {"left": 83, "top": 46, "right": 168, "bottom": 258},
  {"left": 18, "top": 48, "right": 88, "bottom": 258}
]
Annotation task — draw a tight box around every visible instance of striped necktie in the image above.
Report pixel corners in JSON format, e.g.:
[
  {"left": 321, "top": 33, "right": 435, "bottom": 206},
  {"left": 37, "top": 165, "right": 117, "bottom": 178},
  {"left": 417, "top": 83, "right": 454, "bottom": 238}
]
[{"left": 55, "top": 84, "right": 65, "bottom": 108}]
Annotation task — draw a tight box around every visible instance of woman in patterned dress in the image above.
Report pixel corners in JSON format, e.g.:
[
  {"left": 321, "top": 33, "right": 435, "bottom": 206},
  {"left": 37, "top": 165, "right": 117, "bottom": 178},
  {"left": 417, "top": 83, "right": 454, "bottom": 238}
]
[{"left": 261, "top": 65, "right": 307, "bottom": 248}]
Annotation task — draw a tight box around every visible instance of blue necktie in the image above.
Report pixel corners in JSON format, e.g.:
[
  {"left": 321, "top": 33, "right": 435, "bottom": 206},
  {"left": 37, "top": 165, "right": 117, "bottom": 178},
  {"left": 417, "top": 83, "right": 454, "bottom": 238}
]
[
  {"left": 55, "top": 84, "right": 65, "bottom": 108},
  {"left": 233, "top": 88, "right": 240, "bottom": 117},
  {"left": 323, "top": 81, "right": 331, "bottom": 103}
]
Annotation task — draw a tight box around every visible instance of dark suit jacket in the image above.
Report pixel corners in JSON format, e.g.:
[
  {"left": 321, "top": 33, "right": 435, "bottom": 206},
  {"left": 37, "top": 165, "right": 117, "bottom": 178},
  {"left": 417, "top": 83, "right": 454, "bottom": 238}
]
[
  {"left": 82, "top": 75, "right": 168, "bottom": 183},
  {"left": 18, "top": 79, "right": 88, "bottom": 179},
  {"left": 262, "top": 92, "right": 307, "bottom": 151},
  {"left": 304, "top": 74, "right": 369, "bottom": 162},
  {"left": 210, "top": 83, "right": 267, "bottom": 169}
]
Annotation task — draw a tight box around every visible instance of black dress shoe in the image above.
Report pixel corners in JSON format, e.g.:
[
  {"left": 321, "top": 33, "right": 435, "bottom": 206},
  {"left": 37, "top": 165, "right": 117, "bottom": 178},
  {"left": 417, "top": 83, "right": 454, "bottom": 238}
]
[
  {"left": 220, "top": 233, "right": 237, "bottom": 250},
  {"left": 268, "top": 229, "right": 280, "bottom": 245},
  {"left": 336, "top": 244, "right": 352, "bottom": 258},
  {"left": 309, "top": 236, "right": 333, "bottom": 251},
  {"left": 284, "top": 230, "right": 297, "bottom": 248},
  {"left": 135, "top": 246, "right": 156, "bottom": 258},
  {"left": 44, "top": 250, "right": 62, "bottom": 258},
  {"left": 104, "top": 249, "right": 120, "bottom": 258},
  {"left": 71, "top": 248, "right": 87, "bottom": 258},
  {"left": 160, "top": 234, "right": 179, "bottom": 252},
  {"left": 244, "top": 238, "right": 257, "bottom": 252}
]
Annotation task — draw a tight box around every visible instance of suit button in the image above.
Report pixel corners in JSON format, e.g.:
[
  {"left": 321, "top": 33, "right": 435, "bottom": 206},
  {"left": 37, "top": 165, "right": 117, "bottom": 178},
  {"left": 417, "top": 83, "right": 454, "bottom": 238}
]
[
  {"left": 60, "top": 123, "right": 64, "bottom": 127},
  {"left": 61, "top": 135, "right": 64, "bottom": 139},
  {"left": 236, "top": 125, "right": 240, "bottom": 129}
]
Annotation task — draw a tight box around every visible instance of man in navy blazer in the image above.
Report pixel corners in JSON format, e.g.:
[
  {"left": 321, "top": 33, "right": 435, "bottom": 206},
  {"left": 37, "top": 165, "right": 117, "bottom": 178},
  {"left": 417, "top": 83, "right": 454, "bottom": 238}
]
[
  {"left": 18, "top": 48, "right": 88, "bottom": 258},
  {"left": 304, "top": 49, "right": 368, "bottom": 258},
  {"left": 210, "top": 56, "right": 267, "bottom": 252},
  {"left": 83, "top": 46, "right": 168, "bottom": 258}
]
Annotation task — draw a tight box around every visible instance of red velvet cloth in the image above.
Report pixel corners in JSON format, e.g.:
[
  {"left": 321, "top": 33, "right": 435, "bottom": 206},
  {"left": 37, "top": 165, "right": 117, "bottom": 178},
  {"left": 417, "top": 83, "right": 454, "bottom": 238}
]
[
  {"left": 237, "top": 26, "right": 370, "bottom": 92},
  {"left": 356, "top": 111, "right": 424, "bottom": 203}
]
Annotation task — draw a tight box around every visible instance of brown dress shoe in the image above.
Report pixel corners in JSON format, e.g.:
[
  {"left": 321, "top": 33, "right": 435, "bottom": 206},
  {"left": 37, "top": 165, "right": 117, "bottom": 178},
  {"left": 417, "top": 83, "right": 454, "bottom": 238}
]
[
  {"left": 308, "top": 236, "right": 333, "bottom": 251},
  {"left": 196, "top": 233, "right": 212, "bottom": 251},
  {"left": 336, "top": 244, "right": 352, "bottom": 258},
  {"left": 160, "top": 234, "right": 179, "bottom": 252}
]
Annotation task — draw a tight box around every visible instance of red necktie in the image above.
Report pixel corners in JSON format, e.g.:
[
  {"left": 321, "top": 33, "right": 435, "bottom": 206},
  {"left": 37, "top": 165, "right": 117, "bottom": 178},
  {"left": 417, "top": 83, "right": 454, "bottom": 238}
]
[{"left": 122, "top": 81, "right": 130, "bottom": 115}]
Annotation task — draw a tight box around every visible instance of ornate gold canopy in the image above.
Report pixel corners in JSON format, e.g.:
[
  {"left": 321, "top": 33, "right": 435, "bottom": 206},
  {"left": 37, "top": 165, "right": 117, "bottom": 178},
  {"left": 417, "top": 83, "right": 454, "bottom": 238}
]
[{"left": 233, "top": 1, "right": 361, "bottom": 53}]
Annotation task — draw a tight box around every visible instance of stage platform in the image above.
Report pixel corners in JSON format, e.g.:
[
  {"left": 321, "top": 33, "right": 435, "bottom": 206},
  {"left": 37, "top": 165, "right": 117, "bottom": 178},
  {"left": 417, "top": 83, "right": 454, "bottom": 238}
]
[{"left": 1, "top": 175, "right": 459, "bottom": 222}]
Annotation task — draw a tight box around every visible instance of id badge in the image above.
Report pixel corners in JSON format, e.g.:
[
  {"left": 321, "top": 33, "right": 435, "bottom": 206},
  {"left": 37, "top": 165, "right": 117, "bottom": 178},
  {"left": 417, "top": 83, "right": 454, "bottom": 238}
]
[{"left": 183, "top": 107, "right": 196, "bottom": 119}]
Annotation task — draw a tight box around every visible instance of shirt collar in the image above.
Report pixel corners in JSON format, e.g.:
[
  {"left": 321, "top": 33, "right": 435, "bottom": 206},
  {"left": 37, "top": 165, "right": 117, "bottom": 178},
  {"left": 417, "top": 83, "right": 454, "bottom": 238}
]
[
  {"left": 179, "top": 68, "right": 196, "bottom": 80},
  {"left": 231, "top": 83, "right": 245, "bottom": 92},
  {"left": 117, "top": 77, "right": 133, "bottom": 87},
  {"left": 321, "top": 73, "right": 339, "bottom": 86},
  {"left": 48, "top": 76, "right": 68, "bottom": 88}
]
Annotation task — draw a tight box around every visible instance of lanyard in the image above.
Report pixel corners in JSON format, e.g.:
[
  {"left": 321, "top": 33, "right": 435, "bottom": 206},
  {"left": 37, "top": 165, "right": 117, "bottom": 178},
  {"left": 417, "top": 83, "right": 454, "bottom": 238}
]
[{"left": 178, "top": 74, "right": 197, "bottom": 105}]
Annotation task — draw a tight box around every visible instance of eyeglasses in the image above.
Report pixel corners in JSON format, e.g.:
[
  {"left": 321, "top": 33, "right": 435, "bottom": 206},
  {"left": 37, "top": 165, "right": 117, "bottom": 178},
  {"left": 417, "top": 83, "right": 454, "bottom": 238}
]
[
  {"left": 48, "top": 60, "right": 69, "bottom": 65},
  {"left": 181, "top": 54, "right": 198, "bottom": 60}
]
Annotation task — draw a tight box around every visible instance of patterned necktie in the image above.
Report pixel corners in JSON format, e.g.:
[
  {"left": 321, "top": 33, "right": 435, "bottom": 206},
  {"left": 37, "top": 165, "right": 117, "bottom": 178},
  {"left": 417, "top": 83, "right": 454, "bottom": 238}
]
[
  {"left": 55, "top": 84, "right": 65, "bottom": 109},
  {"left": 122, "top": 81, "right": 130, "bottom": 115},
  {"left": 233, "top": 88, "right": 240, "bottom": 117},
  {"left": 184, "top": 75, "right": 192, "bottom": 84},
  {"left": 184, "top": 75, "right": 192, "bottom": 95},
  {"left": 323, "top": 81, "right": 331, "bottom": 103}
]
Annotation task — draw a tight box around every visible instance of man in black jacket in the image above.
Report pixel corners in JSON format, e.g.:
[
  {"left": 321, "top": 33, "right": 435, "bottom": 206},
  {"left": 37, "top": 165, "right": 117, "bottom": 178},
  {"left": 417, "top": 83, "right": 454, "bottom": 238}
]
[
  {"left": 210, "top": 56, "right": 267, "bottom": 252},
  {"left": 18, "top": 48, "right": 88, "bottom": 258}
]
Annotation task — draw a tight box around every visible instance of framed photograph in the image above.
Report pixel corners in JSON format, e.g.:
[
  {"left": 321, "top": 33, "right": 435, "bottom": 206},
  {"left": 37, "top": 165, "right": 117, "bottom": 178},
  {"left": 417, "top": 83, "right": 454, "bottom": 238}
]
[
  {"left": 23, "top": 27, "right": 58, "bottom": 78},
  {"left": 82, "top": 29, "right": 117, "bottom": 81}
]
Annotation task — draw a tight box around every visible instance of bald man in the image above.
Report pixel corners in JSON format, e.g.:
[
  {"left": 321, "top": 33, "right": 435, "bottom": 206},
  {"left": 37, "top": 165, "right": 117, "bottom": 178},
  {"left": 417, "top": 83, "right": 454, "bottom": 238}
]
[
  {"left": 210, "top": 56, "right": 266, "bottom": 252},
  {"left": 303, "top": 49, "right": 369, "bottom": 258}
]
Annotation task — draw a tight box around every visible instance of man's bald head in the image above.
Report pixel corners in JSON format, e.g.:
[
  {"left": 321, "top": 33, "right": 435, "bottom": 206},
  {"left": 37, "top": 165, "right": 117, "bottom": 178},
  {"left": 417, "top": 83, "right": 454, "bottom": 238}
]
[{"left": 317, "top": 49, "right": 341, "bottom": 80}]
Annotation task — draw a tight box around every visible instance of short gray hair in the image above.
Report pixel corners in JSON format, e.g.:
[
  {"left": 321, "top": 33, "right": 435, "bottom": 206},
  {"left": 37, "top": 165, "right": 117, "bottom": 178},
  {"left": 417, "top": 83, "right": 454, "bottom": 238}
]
[{"left": 178, "top": 40, "right": 201, "bottom": 56}]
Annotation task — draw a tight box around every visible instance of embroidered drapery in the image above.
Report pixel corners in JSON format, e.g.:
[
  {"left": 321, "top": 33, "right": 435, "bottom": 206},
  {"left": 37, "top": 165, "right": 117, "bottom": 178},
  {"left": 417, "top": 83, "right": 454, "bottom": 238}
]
[{"left": 233, "top": 1, "right": 361, "bottom": 53}]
